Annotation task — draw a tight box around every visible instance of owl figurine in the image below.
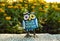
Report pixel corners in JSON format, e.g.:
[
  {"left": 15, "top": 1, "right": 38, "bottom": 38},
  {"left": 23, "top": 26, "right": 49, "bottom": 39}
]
[{"left": 23, "top": 12, "right": 38, "bottom": 38}]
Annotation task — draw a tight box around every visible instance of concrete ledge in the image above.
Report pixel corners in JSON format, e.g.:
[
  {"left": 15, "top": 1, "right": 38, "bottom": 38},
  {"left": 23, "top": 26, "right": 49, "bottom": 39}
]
[{"left": 0, "top": 34, "right": 60, "bottom": 41}]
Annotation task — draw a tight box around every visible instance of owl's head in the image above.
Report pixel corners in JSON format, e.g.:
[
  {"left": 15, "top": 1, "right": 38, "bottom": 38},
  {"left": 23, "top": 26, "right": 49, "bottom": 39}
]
[{"left": 23, "top": 12, "right": 36, "bottom": 20}]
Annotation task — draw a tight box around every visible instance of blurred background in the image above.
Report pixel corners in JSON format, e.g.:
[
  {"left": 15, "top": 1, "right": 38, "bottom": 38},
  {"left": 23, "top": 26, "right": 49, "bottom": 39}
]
[{"left": 0, "top": 0, "right": 60, "bottom": 34}]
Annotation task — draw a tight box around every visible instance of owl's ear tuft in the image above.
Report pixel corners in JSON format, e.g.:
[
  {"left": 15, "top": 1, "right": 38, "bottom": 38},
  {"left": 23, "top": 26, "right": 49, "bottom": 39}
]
[{"left": 23, "top": 12, "right": 30, "bottom": 15}]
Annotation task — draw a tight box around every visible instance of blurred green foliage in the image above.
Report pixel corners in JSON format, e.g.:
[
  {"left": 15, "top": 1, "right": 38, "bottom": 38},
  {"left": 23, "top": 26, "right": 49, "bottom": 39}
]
[{"left": 0, "top": 0, "right": 60, "bottom": 33}]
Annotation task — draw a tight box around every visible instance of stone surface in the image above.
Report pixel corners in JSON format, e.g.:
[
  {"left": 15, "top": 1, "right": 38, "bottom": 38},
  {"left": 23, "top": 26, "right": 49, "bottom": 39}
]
[{"left": 0, "top": 34, "right": 60, "bottom": 41}]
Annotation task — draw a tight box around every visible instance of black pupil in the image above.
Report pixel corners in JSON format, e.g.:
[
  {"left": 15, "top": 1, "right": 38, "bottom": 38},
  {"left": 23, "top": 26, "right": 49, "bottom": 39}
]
[
  {"left": 32, "top": 16, "right": 33, "bottom": 17},
  {"left": 26, "top": 16, "right": 27, "bottom": 18}
]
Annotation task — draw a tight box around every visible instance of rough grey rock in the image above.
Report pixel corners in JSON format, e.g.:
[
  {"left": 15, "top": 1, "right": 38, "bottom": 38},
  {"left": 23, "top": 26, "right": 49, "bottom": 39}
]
[{"left": 0, "top": 34, "right": 60, "bottom": 41}]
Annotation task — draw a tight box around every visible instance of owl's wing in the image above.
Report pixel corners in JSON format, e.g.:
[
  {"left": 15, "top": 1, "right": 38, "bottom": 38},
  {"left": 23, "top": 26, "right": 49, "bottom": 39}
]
[
  {"left": 23, "top": 20, "right": 25, "bottom": 29},
  {"left": 35, "top": 19, "right": 38, "bottom": 27}
]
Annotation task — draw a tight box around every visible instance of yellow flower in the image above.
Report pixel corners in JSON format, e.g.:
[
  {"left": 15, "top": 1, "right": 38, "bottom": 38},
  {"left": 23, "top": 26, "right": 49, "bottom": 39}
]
[
  {"left": 25, "top": 6, "right": 28, "bottom": 8},
  {"left": 8, "top": 6, "right": 13, "bottom": 8},
  {"left": 5, "top": 16, "right": 11, "bottom": 20},
  {"left": 24, "top": 1, "right": 28, "bottom": 3},
  {"left": 21, "top": 7, "right": 24, "bottom": 9},
  {"left": 16, "top": 4, "right": 21, "bottom": 7},
  {"left": 39, "top": 8, "right": 42, "bottom": 10},
  {"left": 19, "top": 0, "right": 23, "bottom": 2},
  {"left": 33, "top": 3, "right": 37, "bottom": 6},
  {"left": 13, "top": 6, "right": 19, "bottom": 9},
  {"left": 34, "top": 0, "right": 37, "bottom": 3},
  {"left": 30, "top": 14, "right": 36, "bottom": 19},
  {"left": 31, "top": 6, "right": 35, "bottom": 9},
  {"left": 1, "top": 3, "right": 5, "bottom": 6},
  {"left": 24, "top": 4, "right": 28, "bottom": 7},
  {"left": 39, "top": 1, "right": 46, "bottom": 5},
  {"left": 44, "top": 10, "right": 47, "bottom": 13},
  {"left": 39, "top": 8, "right": 47, "bottom": 13},
  {"left": 54, "top": 8, "right": 60, "bottom": 11},
  {"left": 52, "top": 5, "right": 55, "bottom": 8},
  {"left": 45, "top": 6, "right": 48, "bottom": 8},
  {"left": 52, "top": 5, "right": 58, "bottom": 8},
  {"left": 0, "top": 8, "right": 5, "bottom": 12},
  {"left": 32, "top": 10, "right": 35, "bottom": 12},
  {"left": 3, "top": 13, "right": 7, "bottom": 16},
  {"left": 16, "top": 4, "right": 22, "bottom": 9},
  {"left": 28, "top": 0, "right": 34, "bottom": 3}
]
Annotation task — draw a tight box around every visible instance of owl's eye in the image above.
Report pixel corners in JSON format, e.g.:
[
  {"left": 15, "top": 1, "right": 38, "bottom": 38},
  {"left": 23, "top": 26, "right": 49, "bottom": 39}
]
[
  {"left": 30, "top": 14, "right": 36, "bottom": 19},
  {"left": 24, "top": 15, "right": 29, "bottom": 20}
]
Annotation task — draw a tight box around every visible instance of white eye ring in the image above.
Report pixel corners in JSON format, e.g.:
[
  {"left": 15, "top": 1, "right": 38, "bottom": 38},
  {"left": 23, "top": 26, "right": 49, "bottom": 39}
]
[
  {"left": 24, "top": 15, "right": 29, "bottom": 20},
  {"left": 30, "top": 14, "right": 36, "bottom": 19}
]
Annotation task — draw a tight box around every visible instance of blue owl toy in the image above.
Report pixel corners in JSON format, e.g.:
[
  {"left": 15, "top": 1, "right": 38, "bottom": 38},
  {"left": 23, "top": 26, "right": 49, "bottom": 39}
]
[{"left": 23, "top": 12, "right": 38, "bottom": 38}]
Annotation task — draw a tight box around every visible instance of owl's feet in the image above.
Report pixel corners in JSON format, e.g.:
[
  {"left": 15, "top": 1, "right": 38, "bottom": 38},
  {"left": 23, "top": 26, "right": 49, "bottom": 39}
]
[
  {"left": 25, "top": 34, "right": 32, "bottom": 38},
  {"left": 33, "top": 35, "right": 38, "bottom": 38}
]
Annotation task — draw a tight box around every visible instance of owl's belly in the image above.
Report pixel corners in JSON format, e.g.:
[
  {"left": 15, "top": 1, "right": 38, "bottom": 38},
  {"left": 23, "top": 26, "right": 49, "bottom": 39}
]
[{"left": 25, "top": 20, "right": 37, "bottom": 29}]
